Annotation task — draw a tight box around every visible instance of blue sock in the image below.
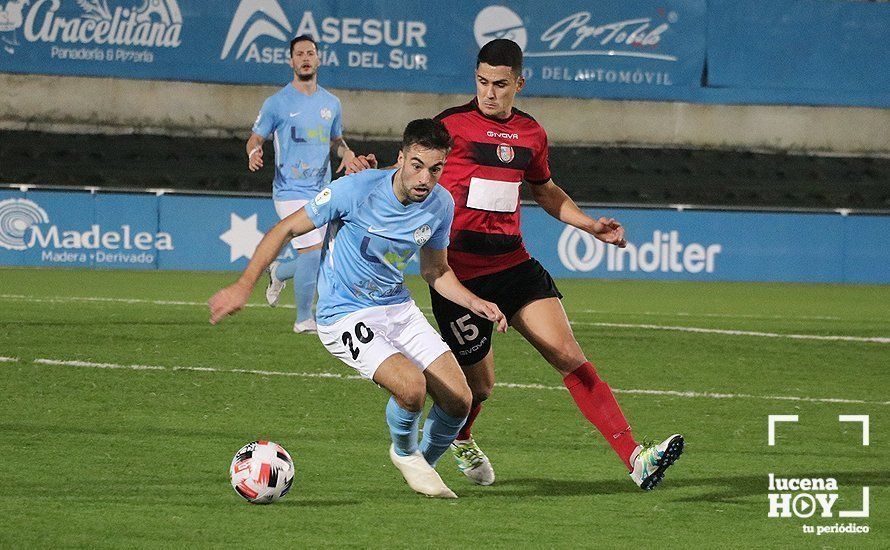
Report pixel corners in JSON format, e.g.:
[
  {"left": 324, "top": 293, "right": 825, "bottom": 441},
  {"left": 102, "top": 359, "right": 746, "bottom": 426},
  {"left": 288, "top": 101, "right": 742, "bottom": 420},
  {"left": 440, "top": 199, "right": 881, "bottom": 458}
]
[
  {"left": 420, "top": 404, "right": 467, "bottom": 466},
  {"left": 293, "top": 249, "right": 320, "bottom": 323},
  {"left": 274, "top": 256, "right": 298, "bottom": 281},
  {"left": 386, "top": 396, "right": 421, "bottom": 457}
]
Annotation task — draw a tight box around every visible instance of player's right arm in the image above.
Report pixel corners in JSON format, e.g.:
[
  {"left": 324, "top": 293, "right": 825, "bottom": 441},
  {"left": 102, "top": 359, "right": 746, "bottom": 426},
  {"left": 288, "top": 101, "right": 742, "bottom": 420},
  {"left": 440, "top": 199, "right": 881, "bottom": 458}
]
[
  {"left": 247, "top": 97, "right": 277, "bottom": 172},
  {"left": 246, "top": 132, "right": 265, "bottom": 172},
  {"left": 419, "top": 247, "right": 507, "bottom": 333},
  {"left": 209, "top": 209, "right": 318, "bottom": 324}
]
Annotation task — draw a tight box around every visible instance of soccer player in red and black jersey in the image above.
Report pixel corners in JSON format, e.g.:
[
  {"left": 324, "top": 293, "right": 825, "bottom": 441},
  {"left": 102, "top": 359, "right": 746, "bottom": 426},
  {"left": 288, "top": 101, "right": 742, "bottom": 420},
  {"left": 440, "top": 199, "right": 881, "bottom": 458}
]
[{"left": 348, "top": 39, "right": 683, "bottom": 490}]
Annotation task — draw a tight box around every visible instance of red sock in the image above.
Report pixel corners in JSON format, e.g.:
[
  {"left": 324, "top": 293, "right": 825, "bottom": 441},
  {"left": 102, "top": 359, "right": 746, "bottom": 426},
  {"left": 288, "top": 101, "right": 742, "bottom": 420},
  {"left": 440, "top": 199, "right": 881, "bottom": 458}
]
[
  {"left": 563, "top": 362, "right": 638, "bottom": 470},
  {"left": 456, "top": 402, "right": 482, "bottom": 441}
]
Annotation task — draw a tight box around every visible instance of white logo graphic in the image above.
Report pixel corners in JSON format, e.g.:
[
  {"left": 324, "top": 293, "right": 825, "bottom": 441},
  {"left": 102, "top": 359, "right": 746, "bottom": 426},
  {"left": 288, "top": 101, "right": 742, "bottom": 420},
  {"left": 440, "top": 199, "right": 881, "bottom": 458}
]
[
  {"left": 220, "top": 0, "right": 292, "bottom": 60},
  {"left": 0, "top": 198, "right": 49, "bottom": 250},
  {"left": 220, "top": 2, "right": 427, "bottom": 67},
  {"left": 474, "top": 6, "right": 527, "bottom": 50},
  {"left": 413, "top": 224, "right": 431, "bottom": 246},
  {"left": 767, "top": 415, "right": 870, "bottom": 535},
  {"left": 289, "top": 111, "right": 301, "bottom": 117},
  {"left": 367, "top": 226, "right": 386, "bottom": 234},
  {"left": 0, "top": 197, "right": 172, "bottom": 266},
  {"left": 319, "top": 107, "right": 332, "bottom": 120},
  {"left": 12, "top": 0, "right": 182, "bottom": 52},
  {"left": 313, "top": 188, "right": 331, "bottom": 206},
  {"left": 474, "top": 5, "right": 677, "bottom": 65},
  {"left": 0, "top": 0, "right": 27, "bottom": 54},
  {"left": 487, "top": 130, "right": 518, "bottom": 140},
  {"left": 219, "top": 213, "right": 264, "bottom": 262},
  {"left": 496, "top": 144, "right": 514, "bottom": 163},
  {"left": 558, "top": 227, "right": 722, "bottom": 274}
]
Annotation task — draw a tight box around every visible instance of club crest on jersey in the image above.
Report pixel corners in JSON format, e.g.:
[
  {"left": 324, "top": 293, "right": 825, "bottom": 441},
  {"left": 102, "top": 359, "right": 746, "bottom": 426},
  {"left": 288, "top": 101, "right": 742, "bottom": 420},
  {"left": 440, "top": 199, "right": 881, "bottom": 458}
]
[
  {"left": 314, "top": 188, "right": 332, "bottom": 206},
  {"left": 320, "top": 108, "right": 333, "bottom": 120},
  {"left": 497, "top": 144, "right": 515, "bottom": 164},
  {"left": 414, "top": 225, "right": 432, "bottom": 245}
]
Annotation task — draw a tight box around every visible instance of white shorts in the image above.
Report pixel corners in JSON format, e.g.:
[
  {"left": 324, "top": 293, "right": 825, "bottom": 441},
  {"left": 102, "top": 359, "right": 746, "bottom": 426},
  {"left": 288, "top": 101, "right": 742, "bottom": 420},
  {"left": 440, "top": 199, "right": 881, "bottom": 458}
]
[
  {"left": 275, "top": 199, "right": 326, "bottom": 249},
  {"left": 317, "top": 301, "right": 452, "bottom": 381}
]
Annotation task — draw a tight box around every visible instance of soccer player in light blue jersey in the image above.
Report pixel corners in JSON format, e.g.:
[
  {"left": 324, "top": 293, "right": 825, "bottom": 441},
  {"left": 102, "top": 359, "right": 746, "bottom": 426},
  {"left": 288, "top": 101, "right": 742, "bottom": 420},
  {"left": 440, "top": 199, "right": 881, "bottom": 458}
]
[
  {"left": 211, "top": 119, "right": 507, "bottom": 499},
  {"left": 245, "top": 34, "right": 356, "bottom": 334}
]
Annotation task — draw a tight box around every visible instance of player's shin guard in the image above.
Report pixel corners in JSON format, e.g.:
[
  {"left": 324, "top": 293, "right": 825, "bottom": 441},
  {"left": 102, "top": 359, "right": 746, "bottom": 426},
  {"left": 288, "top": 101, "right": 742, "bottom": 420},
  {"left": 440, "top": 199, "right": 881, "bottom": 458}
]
[
  {"left": 563, "top": 362, "right": 638, "bottom": 470},
  {"left": 294, "top": 249, "right": 320, "bottom": 323},
  {"left": 386, "top": 396, "right": 421, "bottom": 457},
  {"left": 456, "top": 402, "right": 482, "bottom": 441},
  {"left": 419, "top": 404, "right": 467, "bottom": 467}
]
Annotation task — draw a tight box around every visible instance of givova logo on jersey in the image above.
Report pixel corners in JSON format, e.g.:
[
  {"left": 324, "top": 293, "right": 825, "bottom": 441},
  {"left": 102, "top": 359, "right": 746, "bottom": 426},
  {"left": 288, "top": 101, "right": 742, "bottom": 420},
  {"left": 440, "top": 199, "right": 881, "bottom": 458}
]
[
  {"left": 558, "top": 226, "right": 722, "bottom": 274},
  {"left": 2, "top": 0, "right": 182, "bottom": 54},
  {"left": 0, "top": 198, "right": 173, "bottom": 264}
]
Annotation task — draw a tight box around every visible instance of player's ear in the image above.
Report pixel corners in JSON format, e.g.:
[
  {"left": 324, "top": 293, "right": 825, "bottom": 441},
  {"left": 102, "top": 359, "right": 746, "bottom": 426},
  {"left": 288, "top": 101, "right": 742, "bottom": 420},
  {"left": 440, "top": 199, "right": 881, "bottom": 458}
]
[
  {"left": 396, "top": 149, "right": 404, "bottom": 166},
  {"left": 515, "top": 74, "right": 525, "bottom": 93}
]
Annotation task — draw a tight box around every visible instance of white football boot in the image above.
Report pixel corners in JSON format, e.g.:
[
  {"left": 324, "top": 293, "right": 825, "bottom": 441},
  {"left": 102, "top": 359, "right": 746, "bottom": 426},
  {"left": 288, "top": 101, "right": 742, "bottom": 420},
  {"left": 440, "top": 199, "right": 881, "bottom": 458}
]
[
  {"left": 265, "top": 261, "right": 286, "bottom": 307},
  {"left": 451, "top": 437, "right": 495, "bottom": 486},
  {"left": 629, "top": 434, "right": 684, "bottom": 490},
  {"left": 389, "top": 444, "right": 457, "bottom": 499},
  {"left": 292, "top": 319, "right": 317, "bottom": 334}
]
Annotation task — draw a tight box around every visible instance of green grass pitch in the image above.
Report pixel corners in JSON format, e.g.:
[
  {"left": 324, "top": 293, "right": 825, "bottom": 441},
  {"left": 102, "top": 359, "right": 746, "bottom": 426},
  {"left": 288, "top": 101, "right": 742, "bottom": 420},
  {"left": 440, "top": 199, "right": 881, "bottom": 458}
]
[{"left": 1, "top": 267, "right": 888, "bottom": 547}]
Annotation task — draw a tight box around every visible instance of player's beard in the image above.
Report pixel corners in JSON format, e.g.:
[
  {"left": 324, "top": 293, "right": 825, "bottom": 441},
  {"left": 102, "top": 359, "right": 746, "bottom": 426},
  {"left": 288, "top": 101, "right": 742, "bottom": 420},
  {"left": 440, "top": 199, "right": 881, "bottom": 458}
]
[
  {"left": 398, "top": 172, "right": 430, "bottom": 204},
  {"left": 296, "top": 70, "right": 316, "bottom": 82}
]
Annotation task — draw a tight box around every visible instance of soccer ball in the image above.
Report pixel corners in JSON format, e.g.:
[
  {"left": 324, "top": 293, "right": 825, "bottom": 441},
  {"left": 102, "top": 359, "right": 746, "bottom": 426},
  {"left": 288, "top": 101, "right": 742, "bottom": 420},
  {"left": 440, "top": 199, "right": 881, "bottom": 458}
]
[{"left": 229, "top": 441, "right": 294, "bottom": 504}]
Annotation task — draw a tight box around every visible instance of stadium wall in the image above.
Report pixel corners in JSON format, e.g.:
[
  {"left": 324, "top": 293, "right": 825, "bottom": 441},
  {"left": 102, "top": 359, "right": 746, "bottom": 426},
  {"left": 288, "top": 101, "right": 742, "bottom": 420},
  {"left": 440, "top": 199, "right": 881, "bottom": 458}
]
[
  {"left": 2, "top": 187, "right": 888, "bottom": 284},
  {"left": 1, "top": 0, "right": 889, "bottom": 154},
  {"left": 2, "top": 73, "right": 889, "bottom": 155}
]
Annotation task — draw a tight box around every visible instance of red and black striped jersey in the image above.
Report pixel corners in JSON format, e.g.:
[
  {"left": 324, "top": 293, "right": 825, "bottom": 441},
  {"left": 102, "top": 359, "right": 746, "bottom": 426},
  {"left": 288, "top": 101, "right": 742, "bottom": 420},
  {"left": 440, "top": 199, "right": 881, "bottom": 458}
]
[{"left": 435, "top": 98, "right": 551, "bottom": 281}]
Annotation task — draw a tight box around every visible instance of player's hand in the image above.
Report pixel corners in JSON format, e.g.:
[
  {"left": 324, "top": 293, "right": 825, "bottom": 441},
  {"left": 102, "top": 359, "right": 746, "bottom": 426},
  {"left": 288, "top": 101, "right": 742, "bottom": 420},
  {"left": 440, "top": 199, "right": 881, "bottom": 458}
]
[
  {"left": 469, "top": 299, "right": 508, "bottom": 333},
  {"left": 336, "top": 149, "right": 357, "bottom": 174},
  {"left": 590, "top": 217, "right": 627, "bottom": 248},
  {"left": 344, "top": 153, "right": 377, "bottom": 174},
  {"left": 248, "top": 147, "right": 264, "bottom": 172},
  {"left": 208, "top": 281, "right": 252, "bottom": 324}
]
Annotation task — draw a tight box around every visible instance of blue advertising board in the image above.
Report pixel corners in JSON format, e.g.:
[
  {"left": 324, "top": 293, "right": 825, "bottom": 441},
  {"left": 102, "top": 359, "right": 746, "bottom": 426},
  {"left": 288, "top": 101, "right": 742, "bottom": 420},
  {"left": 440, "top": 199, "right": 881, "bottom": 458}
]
[
  {"left": 1, "top": 189, "right": 888, "bottom": 284},
  {"left": 1, "top": 0, "right": 886, "bottom": 107},
  {"left": 0, "top": 0, "right": 704, "bottom": 97}
]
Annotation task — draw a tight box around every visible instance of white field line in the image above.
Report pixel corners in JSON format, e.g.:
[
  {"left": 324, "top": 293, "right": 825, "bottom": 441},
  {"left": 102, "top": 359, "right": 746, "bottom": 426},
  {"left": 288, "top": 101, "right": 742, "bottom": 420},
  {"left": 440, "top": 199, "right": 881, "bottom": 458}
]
[
  {"left": 20, "top": 358, "right": 890, "bottom": 406},
  {"left": 1, "top": 294, "right": 886, "bottom": 345},
  {"left": 0, "top": 356, "right": 19, "bottom": 363},
  {"left": 0, "top": 294, "right": 844, "bottom": 321},
  {"left": 578, "top": 309, "right": 842, "bottom": 321},
  {"left": 572, "top": 321, "right": 890, "bottom": 344},
  {"left": 0, "top": 293, "right": 293, "bottom": 309}
]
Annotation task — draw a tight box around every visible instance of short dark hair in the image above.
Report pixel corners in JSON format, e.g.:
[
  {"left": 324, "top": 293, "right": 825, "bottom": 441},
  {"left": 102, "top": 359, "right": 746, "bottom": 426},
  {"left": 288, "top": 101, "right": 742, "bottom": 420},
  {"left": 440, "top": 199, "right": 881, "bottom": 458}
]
[
  {"left": 401, "top": 119, "right": 452, "bottom": 152},
  {"left": 476, "top": 38, "right": 523, "bottom": 75},
  {"left": 290, "top": 34, "right": 317, "bottom": 54}
]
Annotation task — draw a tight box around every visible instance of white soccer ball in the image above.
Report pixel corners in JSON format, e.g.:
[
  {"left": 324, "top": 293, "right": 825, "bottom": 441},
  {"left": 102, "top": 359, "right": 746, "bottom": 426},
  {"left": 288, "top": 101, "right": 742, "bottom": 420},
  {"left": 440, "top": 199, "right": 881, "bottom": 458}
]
[{"left": 229, "top": 441, "right": 294, "bottom": 504}]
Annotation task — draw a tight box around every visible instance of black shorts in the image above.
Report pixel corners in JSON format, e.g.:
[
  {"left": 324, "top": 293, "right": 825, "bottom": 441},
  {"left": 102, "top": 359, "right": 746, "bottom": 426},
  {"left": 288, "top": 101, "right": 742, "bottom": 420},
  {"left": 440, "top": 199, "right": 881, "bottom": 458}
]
[{"left": 429, "top": 258, "right": 563, "bottom": 366}]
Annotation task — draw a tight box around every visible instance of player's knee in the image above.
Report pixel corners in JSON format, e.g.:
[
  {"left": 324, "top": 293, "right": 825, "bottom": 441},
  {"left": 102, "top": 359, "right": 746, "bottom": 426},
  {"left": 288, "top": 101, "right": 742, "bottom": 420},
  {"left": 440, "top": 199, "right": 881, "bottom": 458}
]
[
  {"left": 548, "top": 342, "right": 586, "bottom": 374},
  {"left": 451, "top": 384, "right": 473, "bottom": 418},
  {"left": 397, "top": 376, "right": 427, "bottom": 412},
  {"left": 470, "top": 383, "right": 492, "bottom": 404}
]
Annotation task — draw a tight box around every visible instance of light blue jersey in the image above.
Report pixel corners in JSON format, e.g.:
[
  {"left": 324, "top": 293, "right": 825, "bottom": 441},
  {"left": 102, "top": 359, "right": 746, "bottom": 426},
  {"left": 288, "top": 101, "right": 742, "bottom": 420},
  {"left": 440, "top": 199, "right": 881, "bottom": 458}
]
[
  {"left": 252, "top": 84, "right": 343, "bottom": 201},
  {"left": 305, "top": 169, "right": 455, "bottom": 325}
]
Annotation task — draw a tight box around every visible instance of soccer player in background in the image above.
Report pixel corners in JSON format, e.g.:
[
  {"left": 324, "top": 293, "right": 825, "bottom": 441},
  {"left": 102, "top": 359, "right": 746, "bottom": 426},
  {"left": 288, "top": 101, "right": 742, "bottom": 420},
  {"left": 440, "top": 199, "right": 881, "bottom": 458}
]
[
  {"left": 347, "top": 40, "right": 684, "bottom": 490},
  {"left": 210, "top": 119, "right": 507, "bottom": 499},
  {"left": 246, "top": 34, "right": 356, "bottom": 334}
]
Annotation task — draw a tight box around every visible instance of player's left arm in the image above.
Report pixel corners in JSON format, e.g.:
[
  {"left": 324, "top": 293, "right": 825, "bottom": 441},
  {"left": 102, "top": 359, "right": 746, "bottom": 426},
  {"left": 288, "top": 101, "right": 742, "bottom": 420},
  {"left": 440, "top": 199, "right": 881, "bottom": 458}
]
[
  {"left": 329, "top": 100, "right": 356, "bottom": 173},
  {"left": 529, "top": 180, "right": 627, "bottom": 248},
  {"left": 419, "top": 247, "right": 508, "bottom": 333},
  {"left": 331, "top": 136, "right": 356, "bottom": 174}
]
